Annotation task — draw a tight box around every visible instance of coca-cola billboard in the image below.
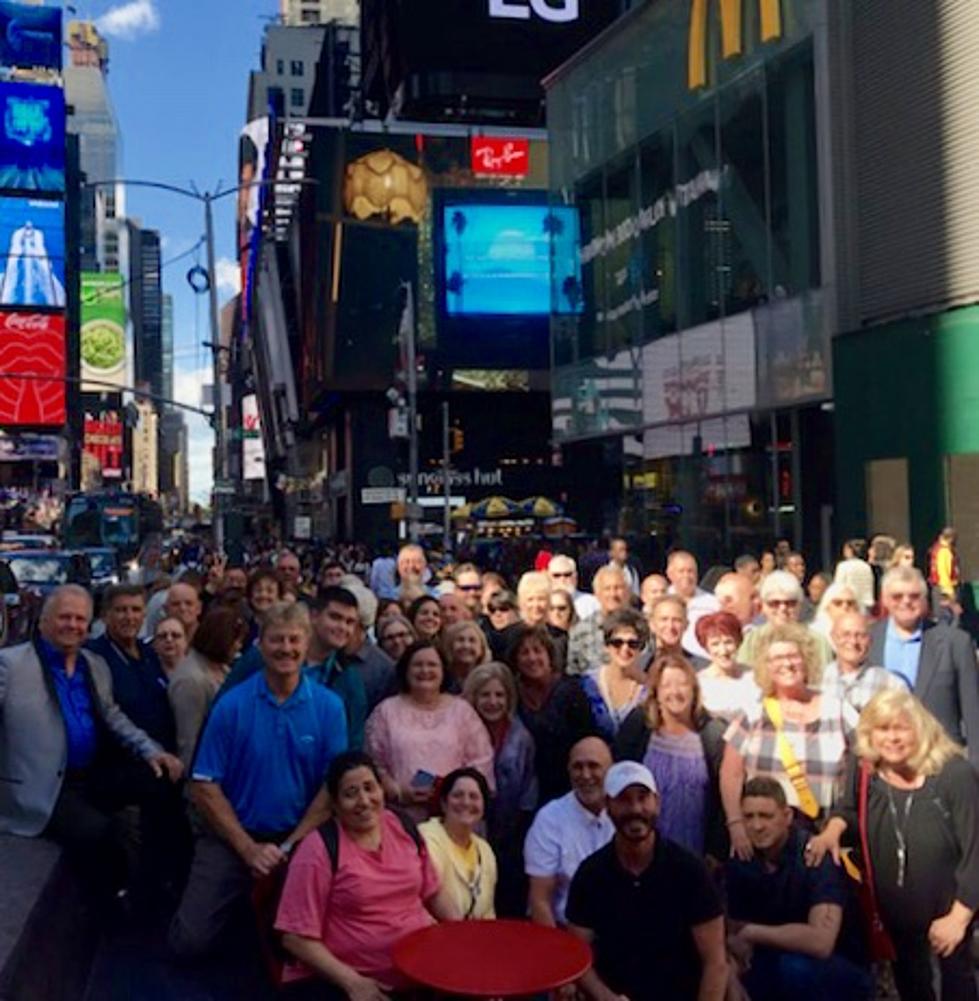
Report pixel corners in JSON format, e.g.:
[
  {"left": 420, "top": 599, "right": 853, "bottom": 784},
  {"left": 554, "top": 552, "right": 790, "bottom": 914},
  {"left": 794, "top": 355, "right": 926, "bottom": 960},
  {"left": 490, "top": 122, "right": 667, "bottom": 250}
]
[{"left": 0, "top": 309, "right": 65, "bottom": 426}]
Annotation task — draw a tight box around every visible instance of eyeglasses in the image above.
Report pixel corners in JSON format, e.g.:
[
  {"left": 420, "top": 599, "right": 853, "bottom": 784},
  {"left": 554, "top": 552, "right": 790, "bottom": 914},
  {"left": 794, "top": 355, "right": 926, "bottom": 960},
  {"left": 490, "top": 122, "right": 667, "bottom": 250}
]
[
  {"left": 549, "top": 571, "right": 574, "bottom": 579},
  {"left": 458, "top": 584, "right": 482, "bottom": 592},
  {"left": 765, "top": 599, "right": 799, "bottom": 609},
  {"left": 489, "top": 603, "right": 515, "bottom": 613},
  {"left": 549, "top": 603, "right": 571, "bottom": 613},
  {"left": 383, "top": 629, "right": 412, "bottom": 642},
  {"left": 155, "top": 631, "right": 183, "bottom": 641},
  {"left": 608, "top": 637, "right": 642, "bottom": 650},
  {"left": 889, "top": 591, "right": 923, "bottom": 603}
]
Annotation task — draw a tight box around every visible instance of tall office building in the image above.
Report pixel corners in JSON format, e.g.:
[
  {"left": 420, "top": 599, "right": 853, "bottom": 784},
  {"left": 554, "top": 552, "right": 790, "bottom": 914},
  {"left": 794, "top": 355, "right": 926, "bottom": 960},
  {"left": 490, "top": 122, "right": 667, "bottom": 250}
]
[
  {"left": 64, "top": 21, "right": 124, "bottom": 272},
  {"left": 161, "top": 293, "right": 174, "bottom": 405},
  {"left": 279, "top": 0, "right": 357, "bottom": 26},
  {"left": 128, "top": 224, "right": 163, "bottom": 401}
]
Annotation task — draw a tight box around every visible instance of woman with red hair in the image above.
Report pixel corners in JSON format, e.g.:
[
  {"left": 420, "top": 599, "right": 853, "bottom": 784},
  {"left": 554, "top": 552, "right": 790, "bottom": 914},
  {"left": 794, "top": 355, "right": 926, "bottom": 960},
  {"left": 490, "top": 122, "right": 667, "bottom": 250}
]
[{"left": 695, "top": 611, "right": 760, "bottom": 722}]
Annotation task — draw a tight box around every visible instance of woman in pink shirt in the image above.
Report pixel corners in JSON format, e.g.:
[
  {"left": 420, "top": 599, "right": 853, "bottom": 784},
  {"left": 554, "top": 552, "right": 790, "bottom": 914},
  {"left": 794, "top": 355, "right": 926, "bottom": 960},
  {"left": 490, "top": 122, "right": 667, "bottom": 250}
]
[
  {"left": 276, "top": 751, "right": 458, "bottom": 999},
  {"left": 365, "top": 641, "right": 496, "bottom": 819}
]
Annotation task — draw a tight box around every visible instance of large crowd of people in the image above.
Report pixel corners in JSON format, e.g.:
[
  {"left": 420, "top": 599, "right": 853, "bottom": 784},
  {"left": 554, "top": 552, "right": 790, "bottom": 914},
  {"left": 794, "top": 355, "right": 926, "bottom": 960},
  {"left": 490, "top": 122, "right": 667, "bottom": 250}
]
[{"left": 1, "top": 529, "right": 978, "bottom": 1001}]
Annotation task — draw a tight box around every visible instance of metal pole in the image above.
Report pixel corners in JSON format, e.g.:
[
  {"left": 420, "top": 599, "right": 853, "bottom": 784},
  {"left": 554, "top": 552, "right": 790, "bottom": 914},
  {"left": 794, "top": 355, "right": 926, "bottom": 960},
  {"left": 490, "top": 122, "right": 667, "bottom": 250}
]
[
  {"left": 204, "top": 193, "right": 227, "bottom": 552},
  {"left": 404, "top": 284, "right": 420, "bottom": 543},
  {"left": 442, "top": 401, "right": 451, "bottom": 554}
]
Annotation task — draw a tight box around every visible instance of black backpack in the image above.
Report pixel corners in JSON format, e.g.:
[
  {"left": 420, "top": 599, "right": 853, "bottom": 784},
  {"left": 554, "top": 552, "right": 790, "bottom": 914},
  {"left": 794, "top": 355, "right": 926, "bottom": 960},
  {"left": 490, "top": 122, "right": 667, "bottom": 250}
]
[{"left": 317, "top": 808, "right": 424, "bottom": 872}]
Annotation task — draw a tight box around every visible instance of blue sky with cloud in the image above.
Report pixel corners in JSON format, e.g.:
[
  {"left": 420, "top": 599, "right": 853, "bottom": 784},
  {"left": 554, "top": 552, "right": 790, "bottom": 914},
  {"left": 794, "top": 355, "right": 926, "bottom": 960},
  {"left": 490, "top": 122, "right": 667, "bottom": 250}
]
[{"left": 90, "top": 0, "right": 271, "bottom": 501}]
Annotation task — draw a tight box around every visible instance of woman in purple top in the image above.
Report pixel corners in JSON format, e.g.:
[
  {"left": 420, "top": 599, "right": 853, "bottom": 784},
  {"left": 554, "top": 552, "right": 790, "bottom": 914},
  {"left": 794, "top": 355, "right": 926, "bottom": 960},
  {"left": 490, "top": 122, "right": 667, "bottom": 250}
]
[
  {"left": 614, "top": 653, "right": 728, "bottom": 861},
  {"left": 463, "top": 660, "right": 537, "bottom": 917}
]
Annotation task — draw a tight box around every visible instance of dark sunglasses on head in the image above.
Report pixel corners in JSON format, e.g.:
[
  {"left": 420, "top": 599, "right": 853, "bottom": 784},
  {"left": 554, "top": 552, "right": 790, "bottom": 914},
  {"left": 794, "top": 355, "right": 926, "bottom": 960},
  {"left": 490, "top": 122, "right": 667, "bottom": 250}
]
[{"left": 608, "top": 637, "right": 642, "bottom": 650}]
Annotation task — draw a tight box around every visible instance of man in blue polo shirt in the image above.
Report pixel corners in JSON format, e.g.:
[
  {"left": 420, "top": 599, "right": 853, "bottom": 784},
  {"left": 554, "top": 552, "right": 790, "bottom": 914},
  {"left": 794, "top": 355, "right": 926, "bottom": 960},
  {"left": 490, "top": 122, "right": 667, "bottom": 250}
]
[{"left": 169, "top": 600, "right": 348, "bottom": 957}]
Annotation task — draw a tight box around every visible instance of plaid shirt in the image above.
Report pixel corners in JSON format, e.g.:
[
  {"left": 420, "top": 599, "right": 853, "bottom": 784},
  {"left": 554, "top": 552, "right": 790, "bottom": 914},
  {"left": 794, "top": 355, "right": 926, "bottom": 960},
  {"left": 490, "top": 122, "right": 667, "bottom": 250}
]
[
  {"left": 724, "top": 694, "right": 858, "bottom": 811},
  {"left": 566, "top": 611, "right": 606, "bottom": 676},
  {"left": 821, "top": 660, "right": 906, "bottom": 714}
]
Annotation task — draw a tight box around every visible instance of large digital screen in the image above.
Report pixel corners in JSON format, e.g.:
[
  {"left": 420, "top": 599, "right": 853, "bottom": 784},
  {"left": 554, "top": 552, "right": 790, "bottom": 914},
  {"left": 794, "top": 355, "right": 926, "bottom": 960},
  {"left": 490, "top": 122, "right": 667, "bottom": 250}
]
[
  {"left": 441, "top": 202, "right": 582, "bottom": 316},
  {"left": 0, "top": 2, "right": 61, "bottom": 72},
  {"left": 0, "top": 196, "right": 65, "bottom": 308},
  {"left": 0, "top": 310, "right": 65, "bottom": 425},
  {"left": 0, "top": 81, "right": 65, "bottom": 192},
  {"left": 362, "top": 0, "right": 620, "bottom": 124},
  {"left": 81, "top": 272, "right": 127, "bottom": 391}
]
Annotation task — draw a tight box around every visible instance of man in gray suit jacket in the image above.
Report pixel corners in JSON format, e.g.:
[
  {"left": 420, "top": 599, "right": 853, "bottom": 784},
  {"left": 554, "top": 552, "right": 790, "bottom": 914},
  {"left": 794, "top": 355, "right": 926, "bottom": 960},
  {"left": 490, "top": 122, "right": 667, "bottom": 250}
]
[
  {"left": 869, "top": 566, "right": 979, "bottom": 767},
  {"left": 0, "top": 584, "right": 183, "bottom": 902}
]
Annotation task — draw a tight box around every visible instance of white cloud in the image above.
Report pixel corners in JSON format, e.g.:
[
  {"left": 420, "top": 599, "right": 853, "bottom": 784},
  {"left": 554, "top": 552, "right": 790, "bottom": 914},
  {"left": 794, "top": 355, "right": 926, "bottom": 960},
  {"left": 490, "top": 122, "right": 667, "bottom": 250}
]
[
  {"left": 97, "top": 0, "right": 160, "bottom": 40},
  {"left": 215, "top": 257, "right": 242, "bottom": 297}
]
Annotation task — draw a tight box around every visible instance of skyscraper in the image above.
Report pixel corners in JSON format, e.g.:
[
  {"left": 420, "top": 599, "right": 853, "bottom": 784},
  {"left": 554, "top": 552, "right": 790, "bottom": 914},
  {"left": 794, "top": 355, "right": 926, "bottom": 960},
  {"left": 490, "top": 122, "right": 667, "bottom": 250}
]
[
  {"left": 161, "top": 293, "right": 174, "bottom": 405},
  {"left": 128, "top": 224, "right": 163, "bottom": 401},
  {"left": 64, "top": 21, "right": 123, "bottom": 272},
  {"left": 279, "top": 0, "right": 357, "bottom": 26}
]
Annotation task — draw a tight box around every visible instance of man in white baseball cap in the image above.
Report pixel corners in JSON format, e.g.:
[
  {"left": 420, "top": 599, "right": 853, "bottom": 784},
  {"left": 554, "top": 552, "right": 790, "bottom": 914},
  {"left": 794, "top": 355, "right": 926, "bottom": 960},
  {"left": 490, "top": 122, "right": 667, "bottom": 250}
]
[{"left": 566, "top": 761, "right": 729, "bottom": 1001}]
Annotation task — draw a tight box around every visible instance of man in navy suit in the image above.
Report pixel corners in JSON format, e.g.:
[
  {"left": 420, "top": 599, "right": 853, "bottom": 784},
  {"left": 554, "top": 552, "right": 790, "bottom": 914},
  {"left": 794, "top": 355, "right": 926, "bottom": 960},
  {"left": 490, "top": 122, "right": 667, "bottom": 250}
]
[{"left": 869, "top": 566, "right": 979, "bottom": 767}]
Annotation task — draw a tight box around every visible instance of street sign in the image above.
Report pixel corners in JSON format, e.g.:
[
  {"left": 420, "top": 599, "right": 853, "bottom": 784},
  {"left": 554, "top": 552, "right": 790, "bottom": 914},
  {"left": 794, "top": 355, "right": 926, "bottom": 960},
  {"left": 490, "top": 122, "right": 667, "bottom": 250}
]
[
  {"left": 213, "top": 479, "right": 236, "bottom": 495},
  {"left": 361, "top": 487, "right": 405, "bottom": 505}
]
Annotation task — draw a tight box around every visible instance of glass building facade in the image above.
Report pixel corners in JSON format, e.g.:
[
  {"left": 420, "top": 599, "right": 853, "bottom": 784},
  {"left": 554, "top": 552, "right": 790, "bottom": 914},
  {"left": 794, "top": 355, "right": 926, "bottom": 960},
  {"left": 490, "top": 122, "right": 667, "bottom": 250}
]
[{"left": 547, "top": 0, "right": 833, "bottom": 563}]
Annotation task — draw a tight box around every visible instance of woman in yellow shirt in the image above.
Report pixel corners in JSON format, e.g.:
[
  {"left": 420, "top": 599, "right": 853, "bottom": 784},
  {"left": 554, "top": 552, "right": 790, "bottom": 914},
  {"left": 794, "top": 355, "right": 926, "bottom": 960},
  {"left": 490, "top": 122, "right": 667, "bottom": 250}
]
[{"left": 419, "top": 768, "right": 498, "bottom": 920}]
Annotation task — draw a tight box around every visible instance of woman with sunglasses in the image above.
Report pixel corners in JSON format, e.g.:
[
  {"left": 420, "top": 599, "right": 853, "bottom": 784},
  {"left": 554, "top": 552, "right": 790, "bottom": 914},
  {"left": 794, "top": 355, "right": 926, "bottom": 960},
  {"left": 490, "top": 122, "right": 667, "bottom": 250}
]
[
  {"left": 547, "top": 590, "right": 577, "bottom": 637},
  {"left": 581, "top": 608, "right": 649, "bottom": 739}
]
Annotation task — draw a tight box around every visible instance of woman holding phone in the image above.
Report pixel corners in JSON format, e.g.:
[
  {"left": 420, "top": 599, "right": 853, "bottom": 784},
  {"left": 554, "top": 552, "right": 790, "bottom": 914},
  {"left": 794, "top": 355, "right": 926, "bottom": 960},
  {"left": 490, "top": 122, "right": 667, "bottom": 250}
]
[{"left": 365, "top": 641, "right": 495, "bottom": 821}]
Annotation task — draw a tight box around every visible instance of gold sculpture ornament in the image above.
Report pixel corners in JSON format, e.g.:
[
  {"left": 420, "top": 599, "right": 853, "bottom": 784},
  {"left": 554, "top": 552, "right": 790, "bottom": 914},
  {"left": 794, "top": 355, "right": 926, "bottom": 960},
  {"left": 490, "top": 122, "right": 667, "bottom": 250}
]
[{"left": 343, "top": 149, "right": 428, "bottom": 224}]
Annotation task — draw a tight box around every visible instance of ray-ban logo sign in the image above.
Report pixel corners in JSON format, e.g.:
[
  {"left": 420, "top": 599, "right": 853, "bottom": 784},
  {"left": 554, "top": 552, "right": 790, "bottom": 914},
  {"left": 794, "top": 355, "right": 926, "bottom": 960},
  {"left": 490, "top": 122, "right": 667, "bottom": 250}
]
[{"left": 489, "top": 0, "right": 579, "bottom": 23}]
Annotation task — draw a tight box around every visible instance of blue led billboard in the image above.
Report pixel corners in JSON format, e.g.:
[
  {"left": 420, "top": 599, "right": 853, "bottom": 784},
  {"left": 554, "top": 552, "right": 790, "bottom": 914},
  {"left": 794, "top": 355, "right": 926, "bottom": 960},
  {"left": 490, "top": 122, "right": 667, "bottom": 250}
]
[
  {"left": 0, "top": 2, "right": 61, "bottom": 71},
  {"left": 0, "top": 196, "right": 65, "bottom": 307},
  {"left": 0, "top": 81, "right": 65, "bottom": 192},
  {"left": 441, "top": 202, "right": 582, "bottom": 317}
]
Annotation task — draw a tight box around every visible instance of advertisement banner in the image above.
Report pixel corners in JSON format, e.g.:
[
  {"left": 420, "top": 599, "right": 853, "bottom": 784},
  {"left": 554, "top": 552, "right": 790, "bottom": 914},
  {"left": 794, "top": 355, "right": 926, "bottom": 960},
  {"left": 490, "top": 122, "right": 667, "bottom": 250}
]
[
  {"left": 242, "top": 394, "right": 266, "bottom": 481},
  {"left": 0, "top": 310, "right": 65, "bottom": 425},
  {"left": 0, "top": 81, "right": 65, "bottom": 192},
  {"left": 0, "top": 432, "right": 59, "bottom": 461},
  {"left": 0, "top": 196, "right": 64, "bottom": 307},
  {"left": 0, "top": 2, "right": 62, "bottom": 72},
  {"left": 83, "top": 413, "right": 124, "bottom": 479},
  {"left": 81, "top": 271, "right": 127, "bottom": 391},
  {"left": 470, "top": 137, "right": 530, "bottom": 177},
  {"left": 642, "top": 312, "right": 756, "bottom": 426}
]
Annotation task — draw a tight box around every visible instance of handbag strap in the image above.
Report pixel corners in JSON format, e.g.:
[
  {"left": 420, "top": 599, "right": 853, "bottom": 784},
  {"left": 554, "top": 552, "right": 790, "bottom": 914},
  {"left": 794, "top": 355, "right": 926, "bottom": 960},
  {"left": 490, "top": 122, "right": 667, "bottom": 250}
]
[
  {"left": 858, "top": 762, "right": 881, "bottom": 906},
  {"left": 763, "top": 697, "right": 820, "bottom": 818}
]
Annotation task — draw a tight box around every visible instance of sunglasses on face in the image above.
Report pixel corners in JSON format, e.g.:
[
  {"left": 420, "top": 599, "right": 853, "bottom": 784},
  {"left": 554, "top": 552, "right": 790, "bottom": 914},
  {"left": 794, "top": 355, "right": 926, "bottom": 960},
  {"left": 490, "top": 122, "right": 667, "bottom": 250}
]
[
  {"left": 608, "top": 637, "right": 642, "bottom": 650},
  {"left": 458, "top": 584, "right": 482, "bottom": 592},
  {"left": 766, "top": 599, "right": 799, "bottom": 609},
  {"left": 550, "top": 571, "right": 574, "bottom": 579}
]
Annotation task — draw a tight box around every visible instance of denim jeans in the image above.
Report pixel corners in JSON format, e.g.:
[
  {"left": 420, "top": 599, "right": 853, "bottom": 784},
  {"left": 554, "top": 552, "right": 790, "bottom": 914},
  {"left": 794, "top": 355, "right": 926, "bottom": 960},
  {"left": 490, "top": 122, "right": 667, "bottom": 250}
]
[{"left": 742, "top": 948, "right": 873, "bottom": 1001}]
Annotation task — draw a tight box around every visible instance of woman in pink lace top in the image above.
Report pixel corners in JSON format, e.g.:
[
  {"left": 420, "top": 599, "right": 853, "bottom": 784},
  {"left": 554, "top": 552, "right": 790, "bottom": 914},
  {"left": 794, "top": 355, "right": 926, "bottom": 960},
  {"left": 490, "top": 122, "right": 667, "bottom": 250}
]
[{"left": 365, "top": 641, "right": 496, "bottom": 820}]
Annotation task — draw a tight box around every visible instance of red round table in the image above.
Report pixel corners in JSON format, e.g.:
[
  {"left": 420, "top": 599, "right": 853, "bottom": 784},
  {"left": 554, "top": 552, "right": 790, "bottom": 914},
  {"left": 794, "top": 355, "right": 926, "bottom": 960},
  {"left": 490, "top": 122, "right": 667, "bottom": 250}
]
[{"left": 393, "top": 919, "right": 592, "bottom": 997}]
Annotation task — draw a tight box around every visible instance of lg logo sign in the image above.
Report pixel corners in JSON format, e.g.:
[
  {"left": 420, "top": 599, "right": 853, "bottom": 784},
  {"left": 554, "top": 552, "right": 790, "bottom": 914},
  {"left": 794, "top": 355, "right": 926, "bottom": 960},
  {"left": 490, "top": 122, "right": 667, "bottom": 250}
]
[{"left": 488, "top": 0, "right": 579, "bottom": 23}]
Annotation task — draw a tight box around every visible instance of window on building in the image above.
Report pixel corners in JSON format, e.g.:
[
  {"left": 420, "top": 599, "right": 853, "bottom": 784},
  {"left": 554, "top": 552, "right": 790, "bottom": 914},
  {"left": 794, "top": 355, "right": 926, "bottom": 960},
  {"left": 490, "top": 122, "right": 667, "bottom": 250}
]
[
  {"left": 276, "top": 58, "right": 285, "bottom": 75},
  {"left": 290, "top": 88, "right": 304, "bottom": 109},
  {"left": 767, "top": 43, "right": 820, "bottom": 296},
  {"left": 675, "top": 99, "right": 720, "bottom": 329},
  {"left": 639, "top": 127, "right": 676, "bottom": 339},
  {"left": 603, "top": 152, "right": 641, "bottom": 355},
  {"left": 291, "top": 60, "right": 304, "bottom": 76},
  {"left": 718, "top": 67, "right": 767, "bottom": 317}
]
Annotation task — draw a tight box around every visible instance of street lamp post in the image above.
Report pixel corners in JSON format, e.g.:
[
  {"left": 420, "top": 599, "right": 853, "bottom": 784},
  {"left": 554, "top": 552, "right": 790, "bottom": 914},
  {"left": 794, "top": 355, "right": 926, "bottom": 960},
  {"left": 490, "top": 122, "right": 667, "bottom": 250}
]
[{"left": 82, "top": 179, "right": 245, "bottom": 551}]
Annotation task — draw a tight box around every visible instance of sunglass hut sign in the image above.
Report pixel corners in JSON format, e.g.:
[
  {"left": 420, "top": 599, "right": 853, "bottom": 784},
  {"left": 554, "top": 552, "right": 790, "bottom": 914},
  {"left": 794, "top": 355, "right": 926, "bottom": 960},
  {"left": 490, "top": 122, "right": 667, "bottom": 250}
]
[{"left": 488, "top": 0, "right": 580, "bottom": 22}]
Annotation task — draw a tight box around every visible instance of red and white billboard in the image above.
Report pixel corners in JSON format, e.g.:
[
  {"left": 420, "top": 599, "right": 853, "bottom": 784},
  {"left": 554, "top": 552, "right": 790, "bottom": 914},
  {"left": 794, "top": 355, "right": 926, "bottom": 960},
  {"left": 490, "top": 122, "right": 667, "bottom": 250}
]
[
  {"left": 470, "top": 137, "right": 530, "bottom": 177},
  {"left": 0, "top": 310, "right": 65, "bottom": 426},
  {"left": 83, "top": 413, "right": 124, "bottom": 479}
]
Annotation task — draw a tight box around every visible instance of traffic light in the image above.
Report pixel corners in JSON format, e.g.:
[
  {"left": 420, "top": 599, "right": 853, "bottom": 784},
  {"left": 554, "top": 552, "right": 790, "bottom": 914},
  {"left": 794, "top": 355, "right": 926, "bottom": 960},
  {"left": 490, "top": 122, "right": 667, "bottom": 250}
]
[{"left": 450, "top": 428, "right": 465, "bottom": 454}]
